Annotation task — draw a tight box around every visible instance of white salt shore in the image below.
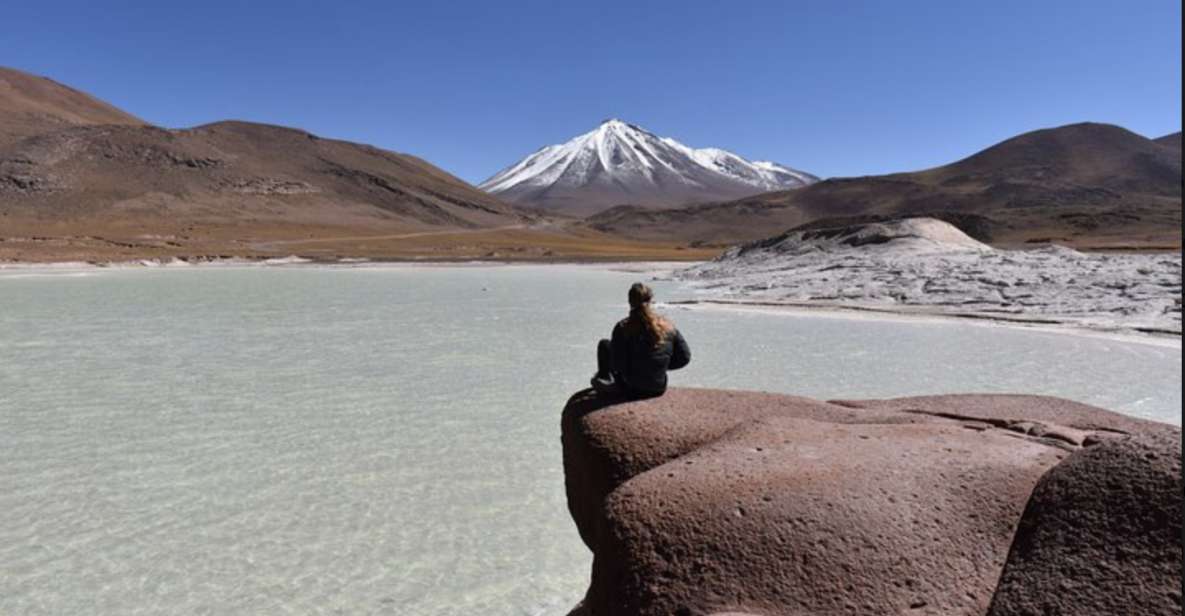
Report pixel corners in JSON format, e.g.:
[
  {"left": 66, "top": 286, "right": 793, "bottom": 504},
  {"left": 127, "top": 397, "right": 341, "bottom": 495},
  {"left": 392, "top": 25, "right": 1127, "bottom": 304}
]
[
  {"left": 2, "top": 235, "right": 1179, "bottom": 340},
  {"left": 674, "top": 218, "right": 1182, "bottom": 337},
  {"left": 660, "top": 299, "right": 1182, "bottom": 350}
]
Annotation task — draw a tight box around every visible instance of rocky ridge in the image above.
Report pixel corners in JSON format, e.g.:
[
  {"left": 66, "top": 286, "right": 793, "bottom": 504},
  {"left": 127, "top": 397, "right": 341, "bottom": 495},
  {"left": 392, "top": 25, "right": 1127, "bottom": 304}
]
[{"left": 585, "top": 122, "right": 1182, "bottom": 249}]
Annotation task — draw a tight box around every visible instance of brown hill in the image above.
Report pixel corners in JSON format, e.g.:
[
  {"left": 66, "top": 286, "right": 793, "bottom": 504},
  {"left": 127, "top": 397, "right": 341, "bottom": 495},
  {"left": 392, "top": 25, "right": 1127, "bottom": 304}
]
[
  {"left": 587, "top": 123, "right": 1182, "bottom": 249},
  {"left": 0, "top": 65, "right": 526, "bottom": 233},
  {"left": 5, "top": 67, "right": 697, "bottom": 262},
  {"left": 1156, "top": 131, "right": 1182, "bottom": 150},
  {"left": 0, "top": 120, "right": 529, "bottom": 229},
  {"left": 0, "top": 66, "right": 144, "bottom": 146}
]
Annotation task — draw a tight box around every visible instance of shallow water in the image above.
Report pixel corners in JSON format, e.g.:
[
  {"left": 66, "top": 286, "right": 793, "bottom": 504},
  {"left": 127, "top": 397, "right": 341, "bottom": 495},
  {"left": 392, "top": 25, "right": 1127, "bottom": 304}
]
[{"left": 0, "top": 265, "right": 1179, "bottom": 615}]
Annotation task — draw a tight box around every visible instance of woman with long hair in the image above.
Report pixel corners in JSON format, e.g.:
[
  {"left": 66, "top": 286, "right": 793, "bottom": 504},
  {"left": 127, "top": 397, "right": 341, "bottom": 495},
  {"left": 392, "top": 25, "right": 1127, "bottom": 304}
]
[{"left": 591, "top": 282, "right": 691, "bottom": 397}]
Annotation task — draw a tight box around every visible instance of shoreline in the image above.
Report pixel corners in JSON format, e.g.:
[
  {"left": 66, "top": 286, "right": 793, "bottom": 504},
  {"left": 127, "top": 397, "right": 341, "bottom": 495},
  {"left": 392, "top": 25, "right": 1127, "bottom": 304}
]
[
  {"left": 5, "top": 257, "right": 1179, "bottom": 347},
  {"left": 0, "top": 255, "right": 701, "bottom": 270},
  {"left": 1, "top": 241, "right": 1179, "bottom": 269},
  {"left": 664, "top": 297, "right": 1183, "bottom": 348}
]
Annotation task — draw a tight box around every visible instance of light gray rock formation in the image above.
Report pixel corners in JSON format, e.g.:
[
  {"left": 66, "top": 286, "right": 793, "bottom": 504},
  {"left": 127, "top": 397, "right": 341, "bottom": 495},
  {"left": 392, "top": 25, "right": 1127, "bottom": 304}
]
[{"left": 677, "top": 218, "right": 1182, "bottom": 334}]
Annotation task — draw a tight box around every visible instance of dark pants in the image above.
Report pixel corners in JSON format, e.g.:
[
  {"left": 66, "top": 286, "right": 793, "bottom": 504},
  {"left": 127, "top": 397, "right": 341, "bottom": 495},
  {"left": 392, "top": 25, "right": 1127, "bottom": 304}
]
[
  {"left": 594, "top": 339, "right": 660, "bottom": 399},
  {"left": 596, "top": 338, "right": 613, "bottom": 378}
]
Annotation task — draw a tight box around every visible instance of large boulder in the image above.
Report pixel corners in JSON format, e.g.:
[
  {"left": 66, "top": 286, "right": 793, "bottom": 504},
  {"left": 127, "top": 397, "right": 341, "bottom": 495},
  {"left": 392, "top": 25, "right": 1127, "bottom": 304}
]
[
  {"left": 987, "top": 431, "right": 1182, "bottom": 616},
  {"left": 561, "top": 388, "right": 1179, "bottom": 616}
]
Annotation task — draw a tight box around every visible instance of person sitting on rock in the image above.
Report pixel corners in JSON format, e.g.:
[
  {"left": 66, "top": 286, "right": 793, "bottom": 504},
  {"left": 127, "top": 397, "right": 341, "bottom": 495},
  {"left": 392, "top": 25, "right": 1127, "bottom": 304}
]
[{"left": 591, "top": 282, "right": 691, "bottom": 397}]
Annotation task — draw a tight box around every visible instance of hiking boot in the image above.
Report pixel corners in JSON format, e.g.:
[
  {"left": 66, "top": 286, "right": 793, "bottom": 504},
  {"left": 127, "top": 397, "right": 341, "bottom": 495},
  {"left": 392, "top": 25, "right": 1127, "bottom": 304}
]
[{"left": 590, "top": 373, "right": 616, "bottom": 393}]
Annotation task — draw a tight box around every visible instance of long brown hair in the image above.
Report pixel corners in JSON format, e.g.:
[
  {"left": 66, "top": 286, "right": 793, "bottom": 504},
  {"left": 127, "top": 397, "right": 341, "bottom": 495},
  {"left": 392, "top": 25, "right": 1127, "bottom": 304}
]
[{"left": 624, "top": 282, "right": 672, "bottom": 347}]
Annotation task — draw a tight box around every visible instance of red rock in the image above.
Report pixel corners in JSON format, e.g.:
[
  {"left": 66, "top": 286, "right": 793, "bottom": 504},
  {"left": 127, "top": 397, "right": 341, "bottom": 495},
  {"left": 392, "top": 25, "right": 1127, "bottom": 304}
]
[
  {"left": 987, "top": 431, "right": 1182, "bottom": 616},
  {"left": 561, "top": 388, "right": 1179, "bottom": 616}
]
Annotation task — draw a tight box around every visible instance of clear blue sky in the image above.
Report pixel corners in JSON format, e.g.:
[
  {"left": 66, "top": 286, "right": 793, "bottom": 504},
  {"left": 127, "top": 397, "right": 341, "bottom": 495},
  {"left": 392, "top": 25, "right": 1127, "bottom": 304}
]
[{"left": 3, "top": 1, "right": 1180, "bottom": 182}]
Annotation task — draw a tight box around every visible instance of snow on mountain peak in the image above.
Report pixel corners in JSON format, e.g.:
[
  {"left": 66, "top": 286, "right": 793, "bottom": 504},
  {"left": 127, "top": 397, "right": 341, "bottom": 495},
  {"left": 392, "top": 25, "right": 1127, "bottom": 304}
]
[{"left": 479, "top": 120, "right": 817, "bottom": 215}]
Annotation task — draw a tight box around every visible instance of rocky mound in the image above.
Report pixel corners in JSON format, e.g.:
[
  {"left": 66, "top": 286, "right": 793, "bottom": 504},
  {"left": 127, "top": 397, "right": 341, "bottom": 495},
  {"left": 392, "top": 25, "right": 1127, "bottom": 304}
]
[
  {"left": 986, "top": 430, "right": 1182, "bottom": 615},
  {"left": 722, "top": 217, "right": 992, "bottom": 261},
  {"left": 561, "top": 388, "right": 1180, "bottom": 616},
  {"left": 677, "top": 218, "right": 1182, "bottom": 334}
]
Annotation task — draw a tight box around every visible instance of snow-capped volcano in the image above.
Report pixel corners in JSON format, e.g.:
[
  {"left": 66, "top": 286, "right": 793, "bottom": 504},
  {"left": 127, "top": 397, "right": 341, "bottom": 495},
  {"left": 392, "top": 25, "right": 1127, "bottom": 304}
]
[{"left": 479, "top": 119, "right": 817, "bottom": 215}]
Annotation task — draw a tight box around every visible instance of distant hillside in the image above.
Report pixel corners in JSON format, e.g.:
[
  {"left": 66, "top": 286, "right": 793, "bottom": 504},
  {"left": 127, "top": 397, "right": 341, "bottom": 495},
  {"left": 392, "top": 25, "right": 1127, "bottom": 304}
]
[
  {"left": 587, "top": 123, "right": 1182, "bottom": 249},
  {"left": 0, "top": 120, "right": 530, "bottom": 230},
  {"left": 0, "top": 66, "right": 537, "bottom": 260},
  {"left": 0, "top": 67, "right": 145, "bottom": 146},
  {"left": 1156, "top": 131, "right": 1181, "bottom": 150}
]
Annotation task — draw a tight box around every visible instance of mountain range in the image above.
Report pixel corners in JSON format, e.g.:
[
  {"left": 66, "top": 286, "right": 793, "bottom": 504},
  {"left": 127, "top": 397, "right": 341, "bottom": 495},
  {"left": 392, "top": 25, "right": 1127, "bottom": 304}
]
[
  {"left": 0, "top": 67, "right": 638, "bottom": 263},
  {"left": 0, "top": 65, "right": 1180, "bottom": 260},
  {"left": 480, "top": 119, "right": 816, "bottom": 215},
  {"left": 586, "top": 123, "right": 1182, "bottom": 249},
  {"left": 0, "top": 67, "right": 529, "bottom": 232}
]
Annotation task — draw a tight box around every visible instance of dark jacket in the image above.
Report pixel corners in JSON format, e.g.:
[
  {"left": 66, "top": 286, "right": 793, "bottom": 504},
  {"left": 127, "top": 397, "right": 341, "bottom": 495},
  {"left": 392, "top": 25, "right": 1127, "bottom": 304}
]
[{"left": 609, "top": 320, "right": 691, "bottom": 396}]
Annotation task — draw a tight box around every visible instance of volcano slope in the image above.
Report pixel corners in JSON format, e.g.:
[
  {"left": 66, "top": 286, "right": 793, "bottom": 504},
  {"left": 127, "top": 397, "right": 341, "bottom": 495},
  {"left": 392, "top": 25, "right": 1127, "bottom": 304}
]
[{"left": 586, "top": 122, "right": 1182, "bottom": 250}]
